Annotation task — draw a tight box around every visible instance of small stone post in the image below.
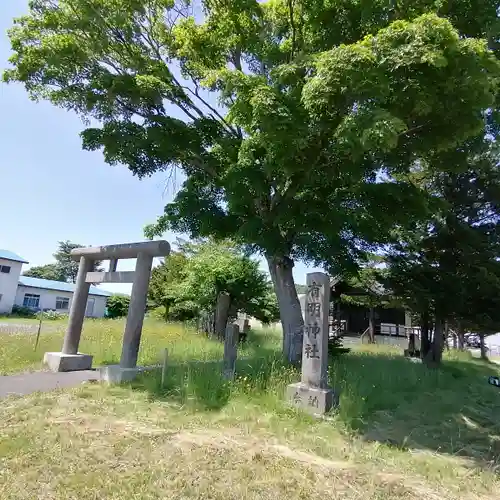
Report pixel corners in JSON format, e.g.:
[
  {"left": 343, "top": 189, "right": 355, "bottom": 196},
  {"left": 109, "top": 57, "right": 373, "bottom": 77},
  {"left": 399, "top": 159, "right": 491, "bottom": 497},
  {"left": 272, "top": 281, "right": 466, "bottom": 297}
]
[
  {"left": 286, "top": 272, "right": 336, "bottom": 415},
  {"left": 161, "top": 348, "right": 169, "bottom": 387},
  {"left": 241, "top": 318, "right": 250, "bottom": 343},
  {"left": 120, "top": 252, "right": 154, "bottom": 368},
  {"left": 215, "top": 292, "right": 231, "bottom": 340},
  {"left": 223, "top": 323, "right": 239, "bottom": 380}
]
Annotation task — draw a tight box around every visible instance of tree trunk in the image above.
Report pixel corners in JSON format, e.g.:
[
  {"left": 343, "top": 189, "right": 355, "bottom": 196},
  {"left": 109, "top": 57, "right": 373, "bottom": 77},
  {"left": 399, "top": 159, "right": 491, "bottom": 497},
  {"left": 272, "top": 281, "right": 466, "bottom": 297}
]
[
  {"left": 215, "top": 292, "right": 231, "bottom": 340},
  {"left": 457, "top": 323, "right": 465, "bottom": 350},
  {"left": 267, "top": 255, "right": 304, "bottom": 365},
  {"left": 163, "top": 300, "right": 171, "bottom": 323},
  {"left": 368, "top": 307, "right": 375, "bottom": 343},
  {"left": 408, "top": 333, "right": 416, "bottom": 355},
  {"left": 420, "top": 310, "right": 430, "bottom": 359},
  {"left": 479, "top": 333, "right": 488, "bottom": 360},
  {"left": 424, "top": 317, "right": 445, "bottom": 367}
]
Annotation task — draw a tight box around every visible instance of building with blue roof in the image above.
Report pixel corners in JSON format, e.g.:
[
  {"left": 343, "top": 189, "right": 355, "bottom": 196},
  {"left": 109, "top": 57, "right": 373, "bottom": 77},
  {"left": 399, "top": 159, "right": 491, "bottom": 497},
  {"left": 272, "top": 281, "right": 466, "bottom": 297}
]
[
  {"left": 0, "top": 249, "right": 29, "bottom": 264},
  {"left": 0, "top": 249, "right": 112, "bottom": 316},
  {"left": 18, "top": 276, "right": 112, "bottom": 297}
]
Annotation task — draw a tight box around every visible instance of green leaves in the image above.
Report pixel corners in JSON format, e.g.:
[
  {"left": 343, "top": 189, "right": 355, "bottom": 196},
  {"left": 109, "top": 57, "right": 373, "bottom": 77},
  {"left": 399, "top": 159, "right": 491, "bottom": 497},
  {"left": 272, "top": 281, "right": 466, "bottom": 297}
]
[
  {"left": 22, "top": 240, "right": 103, "bottom": 284},
  {"left": 385, "top": 135, "right": 500, "bottom": 332},
  {"left": 5, "top": 1, "right": 500, "bottom": 335},
  {"left": 23, "top": 263, "right": 66, "bottom": 282},
  {"left": 303, "top": 14, "right": 498, "bottom": 160},
  {"left": 106, "top": 294, "right": 131, "bottom": 319},
  {"left": 148, "top": 239, "right": 276, "bottom": 321}
]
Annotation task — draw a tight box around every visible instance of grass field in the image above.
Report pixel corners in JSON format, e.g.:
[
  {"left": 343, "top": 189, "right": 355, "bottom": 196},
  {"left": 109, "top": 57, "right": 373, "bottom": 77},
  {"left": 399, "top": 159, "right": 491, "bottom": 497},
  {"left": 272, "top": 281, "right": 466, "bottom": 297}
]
[
  {"left": 1, "top": 318, "right": 500, "bottom": 499},
  {"left": 0, "top": 316, "right": 254, "bottom": 375}
]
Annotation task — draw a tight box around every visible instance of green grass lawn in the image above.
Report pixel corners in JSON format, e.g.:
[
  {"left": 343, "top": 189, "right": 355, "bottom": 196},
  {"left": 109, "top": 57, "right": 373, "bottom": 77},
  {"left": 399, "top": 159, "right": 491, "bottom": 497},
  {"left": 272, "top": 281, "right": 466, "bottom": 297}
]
[
  {"left": 1, "top": 319, "right": 500, "bottom": 499},
  {"left": 0, "top": 316, "right": 273, "bottom": 375}
]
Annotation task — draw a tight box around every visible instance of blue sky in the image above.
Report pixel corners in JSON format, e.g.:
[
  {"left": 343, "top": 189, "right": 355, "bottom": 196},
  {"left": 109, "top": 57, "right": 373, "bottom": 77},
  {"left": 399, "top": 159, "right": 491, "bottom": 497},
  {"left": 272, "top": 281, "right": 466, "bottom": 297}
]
[{"left": 0, "top": 1, "right": 321, "bottom": 294}]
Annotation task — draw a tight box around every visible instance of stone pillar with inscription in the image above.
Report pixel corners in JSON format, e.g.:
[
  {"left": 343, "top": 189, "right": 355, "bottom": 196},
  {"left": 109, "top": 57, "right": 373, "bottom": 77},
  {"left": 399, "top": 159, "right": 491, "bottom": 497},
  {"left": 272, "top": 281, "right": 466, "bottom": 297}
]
[{"left": 286, "top": 272, "right": 336, "bottom": 415}]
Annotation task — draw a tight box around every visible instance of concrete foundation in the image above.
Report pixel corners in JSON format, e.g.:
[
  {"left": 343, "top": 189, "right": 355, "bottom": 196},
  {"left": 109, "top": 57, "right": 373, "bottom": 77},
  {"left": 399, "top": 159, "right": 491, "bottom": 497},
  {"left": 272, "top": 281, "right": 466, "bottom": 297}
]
[
  {"left": 99, "top": 365, "right": 141, "bottom": 384},
  {"left": 286, "top": 382, "right": 338, "bottom": 416},
  {"left": 99, "top": 364, "right": 159, "bottom": 384},
  {"left": 44, "top": 352, "right": 93, "bottom": 372}
]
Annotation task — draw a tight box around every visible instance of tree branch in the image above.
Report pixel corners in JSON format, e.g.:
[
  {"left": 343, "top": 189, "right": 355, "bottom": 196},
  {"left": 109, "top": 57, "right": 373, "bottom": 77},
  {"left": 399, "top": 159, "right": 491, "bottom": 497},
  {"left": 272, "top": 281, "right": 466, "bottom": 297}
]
[
  {"left": 77, "top": 0, "right": 205, "bottom": 123},
  {"left": 232, "top": 47, "right": 242, "bottom": 71},
  {"left": 288, "top": 0, "right": 296, "bottom": 60},
  {"left": 182, "top": 81, "right": 241, "bottom": 137}
]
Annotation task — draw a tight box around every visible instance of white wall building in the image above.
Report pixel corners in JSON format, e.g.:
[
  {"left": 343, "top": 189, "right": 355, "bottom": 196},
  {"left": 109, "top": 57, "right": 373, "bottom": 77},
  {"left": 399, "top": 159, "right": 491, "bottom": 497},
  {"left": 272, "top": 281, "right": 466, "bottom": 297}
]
[
  {"left": 0, "top": 249, "right": 111, "bottom": 317},
  {"left": 0, "top": 250, "right": 27, "bottom": 315}
]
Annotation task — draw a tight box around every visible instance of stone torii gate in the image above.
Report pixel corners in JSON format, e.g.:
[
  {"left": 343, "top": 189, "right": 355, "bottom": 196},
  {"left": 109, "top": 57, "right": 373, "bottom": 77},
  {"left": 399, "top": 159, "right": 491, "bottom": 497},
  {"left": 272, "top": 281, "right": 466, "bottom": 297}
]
[{"left": 44, "top": 241, "right": 170, "bottom": 381}]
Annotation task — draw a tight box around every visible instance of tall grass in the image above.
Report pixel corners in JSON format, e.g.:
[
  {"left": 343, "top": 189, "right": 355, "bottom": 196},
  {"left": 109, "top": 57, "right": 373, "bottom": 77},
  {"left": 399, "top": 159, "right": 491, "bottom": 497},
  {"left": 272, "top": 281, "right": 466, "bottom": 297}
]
[
  {"left": 2, "top": 321, "right": 500, "bottom": 498},
  {"left": 0, "top": 317, "right": 281, "bottom": 375},
  {"left": 2, "top": 316, "right": 500, "bottom": 470},
  {"left": 129, "top": 339, "right": 500, "bottom": 470}
]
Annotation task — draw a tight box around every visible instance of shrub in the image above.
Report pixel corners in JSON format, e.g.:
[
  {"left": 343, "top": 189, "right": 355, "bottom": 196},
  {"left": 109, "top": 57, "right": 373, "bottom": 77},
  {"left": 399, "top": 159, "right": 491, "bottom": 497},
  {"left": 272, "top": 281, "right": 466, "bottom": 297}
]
[
  {"left": 149, "top": 301, "right": 200, "bottom": 323},
  {"left": 106, "top": 294, "right": 130, "bottom": 318},
  {"left": 169, "top": 301, "right": 199, "bottom": 322},
  {"left": 11, "top": 305, "right": 37, "bottom": 318},
  {"left": 150, "top": 306, "right": 168, "bottom": 322},
  {"left": 41, "top": 310, "right": 67, "bottom": 321}
]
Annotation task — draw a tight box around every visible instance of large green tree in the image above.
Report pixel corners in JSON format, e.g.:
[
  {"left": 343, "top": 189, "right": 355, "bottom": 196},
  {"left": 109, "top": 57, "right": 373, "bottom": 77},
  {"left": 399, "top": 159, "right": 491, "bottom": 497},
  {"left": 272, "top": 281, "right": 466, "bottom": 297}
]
[
  {"left": 148, "top": 250, "right": 190, "bottom": 320},
  {"left": 53, "top": 240, "right": 86, "bottom": 283},
  {"left": 385, "top": 136, "right": 500, "bottom": 365},
  {"left": 5, "top": 0, "right": 499, "bottom": 362}
]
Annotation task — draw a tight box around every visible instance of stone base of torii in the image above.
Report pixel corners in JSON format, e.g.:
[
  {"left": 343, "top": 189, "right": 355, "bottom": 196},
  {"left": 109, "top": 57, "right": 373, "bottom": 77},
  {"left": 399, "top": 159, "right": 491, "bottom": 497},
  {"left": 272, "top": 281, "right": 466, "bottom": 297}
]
[{"left": 44, "top": 241, "right": 170, "bottom": 383}]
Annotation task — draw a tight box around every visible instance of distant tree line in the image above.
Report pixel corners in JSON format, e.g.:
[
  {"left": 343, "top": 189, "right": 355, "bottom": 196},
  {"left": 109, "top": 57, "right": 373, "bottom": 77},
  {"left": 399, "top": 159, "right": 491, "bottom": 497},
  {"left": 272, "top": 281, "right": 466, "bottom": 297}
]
[{"left": 23, "top": 241, "right": 103, "bottom": 283}]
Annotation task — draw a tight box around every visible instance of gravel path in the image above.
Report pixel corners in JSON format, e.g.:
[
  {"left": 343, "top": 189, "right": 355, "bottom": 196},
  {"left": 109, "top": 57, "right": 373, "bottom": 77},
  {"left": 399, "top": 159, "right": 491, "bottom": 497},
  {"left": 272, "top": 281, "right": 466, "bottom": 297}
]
[
  {"left": 0, "top": 322, "right": 62, "bottom": 335},
  {"left": 0, "top": 370, "right": 99, "bottom": 399}
]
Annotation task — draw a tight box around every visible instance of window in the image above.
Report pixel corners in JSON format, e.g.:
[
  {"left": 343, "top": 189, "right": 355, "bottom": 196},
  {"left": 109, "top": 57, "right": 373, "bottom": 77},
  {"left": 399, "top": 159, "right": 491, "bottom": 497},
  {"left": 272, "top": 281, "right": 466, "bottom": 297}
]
[
  {"left": 85, "top": 298, "right": 95, "bottom": 317},
  {"left": 0, "top": 265, "right": 11, "bottom": 274},
  {"left": 23, "top": 293, "right": 40, "bottom": 309},
  {"left": 56, "top": 296, "right": 70, "bottom": 310}
]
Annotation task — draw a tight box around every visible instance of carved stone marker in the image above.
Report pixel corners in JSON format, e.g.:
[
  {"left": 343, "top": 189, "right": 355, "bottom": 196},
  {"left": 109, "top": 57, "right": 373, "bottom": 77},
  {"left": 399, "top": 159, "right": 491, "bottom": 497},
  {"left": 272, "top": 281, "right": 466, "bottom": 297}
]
[
  {"left": 235, "top": 316, "right": 250, "bottom": 343},
  {"left": 44, "top": 241, "right": 170, "bottom": 383},
  {"left": 223, "top": 323, "right": 239, "bottom": 380},
  {"left": 286, "top": 272, "right": 336, "bottom": 415}
]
